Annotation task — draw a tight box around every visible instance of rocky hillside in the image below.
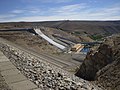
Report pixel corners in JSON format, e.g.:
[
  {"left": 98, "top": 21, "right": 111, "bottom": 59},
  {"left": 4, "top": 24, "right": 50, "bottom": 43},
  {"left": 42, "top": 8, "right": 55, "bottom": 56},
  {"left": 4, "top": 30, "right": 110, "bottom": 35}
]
[
  {"left": 95, "top": 35, "right": 120, "bottom": 90},
  {"left": 75, "top": 34, "right": 120, "bottom": 90},
  {"left": 75, "top": 44, "right": 113, "bottom": 81}
]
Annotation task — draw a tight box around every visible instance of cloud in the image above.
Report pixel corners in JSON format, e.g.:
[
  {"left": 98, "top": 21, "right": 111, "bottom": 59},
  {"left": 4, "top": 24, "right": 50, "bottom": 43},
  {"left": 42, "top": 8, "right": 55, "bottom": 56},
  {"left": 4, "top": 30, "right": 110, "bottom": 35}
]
[
  {"left": 85, "top": 6, "right": 120, "bottom": 18},
  {"left": 11, "top": 8, "right": 42, "bottom": 15},
  {"left": 0, "top": 14, "right": 16, "bottom": 20},
  {"left": 51, "top": 3, "right": 87, "bottom": 14},
  {"left": 3, "top": 10, "right": 120, "bottom": 22},
  {"left": 11, "top": 10, "right": 25, "bottom": 14},
  {"left": 49, "top": 3, "right": 120, "bottom": 20},
  {"left": 24, "top": 0, "right": 73, "bottom": 3},
  {"left": 28, "top": 8, "right": 41, "bottom": 14},
  {"left": 41, "top": 0, "right": 73, "bottom": 3},
  {"left": 1, "top": 3, "right": 120, "bottom": 22}
]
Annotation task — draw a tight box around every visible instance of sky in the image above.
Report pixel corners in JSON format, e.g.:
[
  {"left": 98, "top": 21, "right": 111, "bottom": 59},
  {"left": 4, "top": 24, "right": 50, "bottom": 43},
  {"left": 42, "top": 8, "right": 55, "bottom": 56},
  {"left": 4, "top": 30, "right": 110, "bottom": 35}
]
[{"left": 0, "top": 0, "right": 120, "bottom": 22}]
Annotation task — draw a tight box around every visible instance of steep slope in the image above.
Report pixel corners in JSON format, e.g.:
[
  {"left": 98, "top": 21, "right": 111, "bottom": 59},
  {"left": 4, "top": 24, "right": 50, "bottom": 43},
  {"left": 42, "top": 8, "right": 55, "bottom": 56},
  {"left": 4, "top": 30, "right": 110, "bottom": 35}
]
[
  {"left": 75, "top": 44, "right": 113, "bottom": 81},
  {"left": 75, "top": 34, "right": 120, "bottom": 90},
  {"left": 95, "top": 35, "right": 120, "bottom": 90}
]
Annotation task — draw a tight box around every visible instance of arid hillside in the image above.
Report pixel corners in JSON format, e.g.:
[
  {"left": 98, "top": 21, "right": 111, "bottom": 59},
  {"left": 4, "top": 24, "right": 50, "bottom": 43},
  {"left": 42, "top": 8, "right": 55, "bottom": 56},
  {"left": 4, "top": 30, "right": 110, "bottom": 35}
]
[
  {"left": 0, "top": 20, "right": 120, "bottom": 36},
  {"left": 37, "top": 20, "right": 120, "bottom": 35}
]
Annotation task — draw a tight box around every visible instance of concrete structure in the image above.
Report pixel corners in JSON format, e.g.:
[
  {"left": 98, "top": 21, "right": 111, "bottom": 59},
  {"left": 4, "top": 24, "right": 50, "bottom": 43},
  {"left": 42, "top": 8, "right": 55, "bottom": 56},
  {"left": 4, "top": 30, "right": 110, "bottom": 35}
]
[
  {"left": 0, "top": 51, "right": 41, "bottom": 90},
  {"left": 71, "top": 44, "right": 84, "bottom": 52},
  {"left": 34, "top": 28, "right": 66, "bottom": 50}
]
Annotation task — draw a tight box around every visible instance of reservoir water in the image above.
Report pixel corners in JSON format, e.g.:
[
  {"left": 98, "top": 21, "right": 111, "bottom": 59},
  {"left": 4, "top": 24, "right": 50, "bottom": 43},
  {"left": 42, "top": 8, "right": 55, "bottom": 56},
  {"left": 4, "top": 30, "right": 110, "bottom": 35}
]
[{"left": 81, "top": 48, "right": 90, "bottom": 53}]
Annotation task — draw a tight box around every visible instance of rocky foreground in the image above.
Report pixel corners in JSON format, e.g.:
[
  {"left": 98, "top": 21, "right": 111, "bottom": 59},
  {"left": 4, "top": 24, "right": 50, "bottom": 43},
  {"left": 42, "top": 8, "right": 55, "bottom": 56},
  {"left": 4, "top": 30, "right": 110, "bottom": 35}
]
[
  {"left": 76, "top": 34, "right": 120, "bottom": 90},
  {"left": 0, "top": 42, "right": 102, "bottom": 90},
  {"left": 1, "top": 34, "right": 119, "bottom": 90}
]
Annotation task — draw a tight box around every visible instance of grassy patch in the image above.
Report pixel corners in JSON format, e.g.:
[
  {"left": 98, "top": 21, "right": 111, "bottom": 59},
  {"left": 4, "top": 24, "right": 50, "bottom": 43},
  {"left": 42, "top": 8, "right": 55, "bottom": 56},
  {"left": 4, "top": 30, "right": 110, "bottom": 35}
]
[{"left": 90, "top": 35, "right": 103, "bottom": 41}]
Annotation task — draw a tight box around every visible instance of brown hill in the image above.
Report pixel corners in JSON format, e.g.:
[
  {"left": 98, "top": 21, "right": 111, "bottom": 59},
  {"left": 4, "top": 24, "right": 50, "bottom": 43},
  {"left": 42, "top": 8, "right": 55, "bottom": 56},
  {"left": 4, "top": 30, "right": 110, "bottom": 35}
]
[
  {"left": 0, "top": 20, "right": 120, "bottom": 35},
  {"left": 38, "top": 20, "right": 120, "bottom": 35}
]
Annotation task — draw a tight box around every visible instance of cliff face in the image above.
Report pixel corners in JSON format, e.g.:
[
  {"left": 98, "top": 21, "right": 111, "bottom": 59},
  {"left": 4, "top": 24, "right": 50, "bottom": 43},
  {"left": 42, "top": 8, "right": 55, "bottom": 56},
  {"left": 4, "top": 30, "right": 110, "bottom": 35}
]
[
  {"left": 75, "top": 44, "right": 113, "bottom": 81},
  {"left": 95, "top": 54, "right": 120, "bottom": 90},
  {"left": 95, "top": 35, "right": 120, "bottom": 90},
  {"left": 75, "top": 34, "right": 120, "bottom": 90}
]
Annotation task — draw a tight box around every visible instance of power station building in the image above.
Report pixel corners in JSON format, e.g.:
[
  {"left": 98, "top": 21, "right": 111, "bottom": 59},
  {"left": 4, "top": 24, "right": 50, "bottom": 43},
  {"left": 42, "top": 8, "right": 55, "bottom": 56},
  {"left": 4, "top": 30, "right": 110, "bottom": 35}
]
[{"left": 71, "top": 44, "right": 84, "bottom": 52}]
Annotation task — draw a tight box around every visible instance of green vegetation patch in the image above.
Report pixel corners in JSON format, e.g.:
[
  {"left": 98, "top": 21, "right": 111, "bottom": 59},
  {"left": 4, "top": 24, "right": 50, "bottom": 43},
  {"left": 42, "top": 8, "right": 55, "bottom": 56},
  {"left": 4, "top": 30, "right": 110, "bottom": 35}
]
[{"left": 90, "top": 34, "right": 103, "bottom": 41}]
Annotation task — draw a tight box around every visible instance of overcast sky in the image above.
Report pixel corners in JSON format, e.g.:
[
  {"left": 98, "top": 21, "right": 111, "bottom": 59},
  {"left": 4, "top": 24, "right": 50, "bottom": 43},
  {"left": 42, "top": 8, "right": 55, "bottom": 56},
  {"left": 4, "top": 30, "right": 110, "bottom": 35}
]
[{"left": 0, "top": 0, "right": 120, "bottom": 22}]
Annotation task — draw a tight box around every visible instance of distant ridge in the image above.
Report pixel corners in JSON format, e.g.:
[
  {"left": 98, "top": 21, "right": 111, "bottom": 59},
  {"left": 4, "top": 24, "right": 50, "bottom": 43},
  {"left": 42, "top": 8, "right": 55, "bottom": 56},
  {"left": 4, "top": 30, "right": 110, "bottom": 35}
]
[{"left": 0, "top": 20, "right": 120, "bottom": 35}]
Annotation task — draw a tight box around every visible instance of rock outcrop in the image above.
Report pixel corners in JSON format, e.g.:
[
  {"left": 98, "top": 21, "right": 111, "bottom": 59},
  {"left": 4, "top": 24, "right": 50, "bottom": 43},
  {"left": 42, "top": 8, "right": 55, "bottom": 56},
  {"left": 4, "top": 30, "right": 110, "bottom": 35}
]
[
  {"left": 76, "top": 34, "right": 120, "bottom": 90},
  {"left": 75, "top": 44, "right": 113, "bottom": 81},
  {"left": 95, "top": 55, "right": 120, "bottom": 90},
  {"left": 95, "top": 34, "right": 120, "bottom": 90}
]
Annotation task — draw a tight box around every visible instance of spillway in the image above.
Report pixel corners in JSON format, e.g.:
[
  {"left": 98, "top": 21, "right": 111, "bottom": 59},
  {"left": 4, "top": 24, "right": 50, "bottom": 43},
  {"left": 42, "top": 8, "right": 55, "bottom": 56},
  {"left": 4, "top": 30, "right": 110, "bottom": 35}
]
[{"left": 34, "top": 28, "right": 66, "bottom": 50}]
